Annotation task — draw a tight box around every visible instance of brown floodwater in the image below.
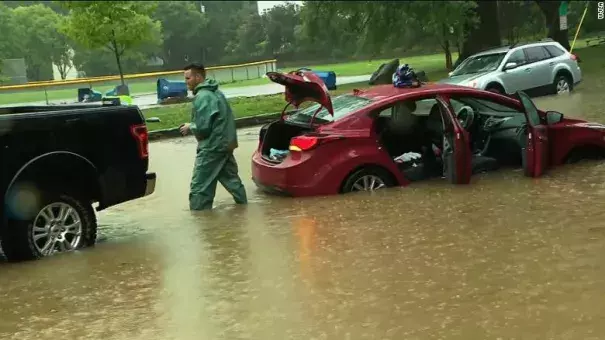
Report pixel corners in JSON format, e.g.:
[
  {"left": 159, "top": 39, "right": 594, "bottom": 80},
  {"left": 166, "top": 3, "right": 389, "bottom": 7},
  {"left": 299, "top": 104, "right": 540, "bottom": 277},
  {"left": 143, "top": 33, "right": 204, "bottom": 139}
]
[{"left": 1, "top": 80, "right": 605, "bottom": 339}]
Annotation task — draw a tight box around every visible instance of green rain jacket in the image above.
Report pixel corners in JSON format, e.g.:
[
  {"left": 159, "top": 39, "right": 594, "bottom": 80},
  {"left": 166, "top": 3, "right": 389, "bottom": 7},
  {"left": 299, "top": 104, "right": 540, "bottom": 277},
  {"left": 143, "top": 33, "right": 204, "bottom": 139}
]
[{"left": 190, "top": 79, "right": 239, "bottom": 153}]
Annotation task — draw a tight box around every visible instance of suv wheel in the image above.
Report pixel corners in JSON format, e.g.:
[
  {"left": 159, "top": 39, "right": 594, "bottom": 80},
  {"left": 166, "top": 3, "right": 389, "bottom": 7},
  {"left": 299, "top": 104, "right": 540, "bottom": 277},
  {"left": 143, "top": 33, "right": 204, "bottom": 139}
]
[
  {"left": 485, "top": 85, "right": 503, "bottom": 94},
  {"left": 1, "top": 192, "right": 97, "bottom": 262},
  {"left": 554, "top": 75, "right": 572, "bottom": 94}
]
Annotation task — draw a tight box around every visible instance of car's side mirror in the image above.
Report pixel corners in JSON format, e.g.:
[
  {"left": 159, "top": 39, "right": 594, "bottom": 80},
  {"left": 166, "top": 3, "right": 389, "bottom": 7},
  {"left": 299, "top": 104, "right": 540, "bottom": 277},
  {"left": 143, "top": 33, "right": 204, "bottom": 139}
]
[
  {"left": 503, "top": 62, "right": 518, "bottom": 71},
  {"left": 546, "top": 111, "right": 564, "bottom": 125}
]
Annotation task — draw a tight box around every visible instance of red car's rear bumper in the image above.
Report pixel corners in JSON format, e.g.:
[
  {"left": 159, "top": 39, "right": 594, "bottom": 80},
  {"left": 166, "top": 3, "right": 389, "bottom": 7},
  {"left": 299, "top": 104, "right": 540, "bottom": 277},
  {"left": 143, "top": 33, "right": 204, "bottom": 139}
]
[{"left": 251, "top": 150, "right": 339, "bottom": 197}]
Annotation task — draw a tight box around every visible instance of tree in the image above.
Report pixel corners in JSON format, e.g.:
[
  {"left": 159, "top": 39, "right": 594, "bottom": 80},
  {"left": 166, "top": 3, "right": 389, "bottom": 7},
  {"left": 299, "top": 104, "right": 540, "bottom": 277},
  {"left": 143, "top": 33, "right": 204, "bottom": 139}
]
[
  {"left": 498, "top": 1, "right": 546, "bottom": 45},
  {"left": 11, "top": 4, "right": 68, "bottom": 81},
  {"left": 58, "top": 1, "right": 162, "bottom": 87},
  {"left": 0, "top": 4, "right": 22, "bottom": 62},
  {"left": 408, "top": 1, "right": 478, "bottom": 70},
  {"left": 456, "top": 1, "right": 502, "bottom": 67},
  {"left": 225, "top": 13, "right": 266, "bottom": 61},
  {"left": 153, "top": 1, "right": 209, "bottom": 69},
  {"left": 53, "top": 32, "right": 74, "bottom": 80},
  {"left": 535, "top": 0, "right": 570, "bottom": 50},
  {"left": 262, "top": 3, "right": 301, "bottom": 56}
]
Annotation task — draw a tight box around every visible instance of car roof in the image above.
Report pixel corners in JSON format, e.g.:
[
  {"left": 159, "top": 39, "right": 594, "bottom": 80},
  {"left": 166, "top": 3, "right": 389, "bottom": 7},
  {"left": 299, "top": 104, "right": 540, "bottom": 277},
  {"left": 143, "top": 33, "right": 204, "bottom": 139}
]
[
  {"left": 354, "top": 83, "right": 468, "bottom": 101},
  {"left": 470, "top": 39, "right": 561, "bottom": 58},
  {"left": 473, "top": 46, "right": 511, "bottom": 56}
]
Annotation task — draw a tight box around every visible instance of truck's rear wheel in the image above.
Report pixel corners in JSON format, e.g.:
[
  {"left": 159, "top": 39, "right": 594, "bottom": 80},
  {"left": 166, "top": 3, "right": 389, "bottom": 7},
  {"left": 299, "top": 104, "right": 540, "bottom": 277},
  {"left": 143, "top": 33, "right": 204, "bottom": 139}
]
[{"left": 1, "top": 193, "right": 97, "bottom": 262}]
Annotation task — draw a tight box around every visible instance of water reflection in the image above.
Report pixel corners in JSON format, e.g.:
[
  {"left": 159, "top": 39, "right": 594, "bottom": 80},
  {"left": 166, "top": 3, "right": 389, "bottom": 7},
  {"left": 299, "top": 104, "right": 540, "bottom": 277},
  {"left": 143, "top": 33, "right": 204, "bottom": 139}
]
[{"left": 1, "top": 71, "right": 605, "bottom": 339}]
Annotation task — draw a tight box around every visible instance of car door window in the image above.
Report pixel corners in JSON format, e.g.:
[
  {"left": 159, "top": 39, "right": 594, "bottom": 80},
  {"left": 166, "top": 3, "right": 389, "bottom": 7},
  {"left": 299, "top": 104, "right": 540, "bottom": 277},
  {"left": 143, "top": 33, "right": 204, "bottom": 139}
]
[
  {"left": 378, "top": 107, "right": 392, "bottom": 117},
  {"left": 518, "top": 92, "right": 541, "bottom": 126},
  {"left": 449, "top": 96, "right": 524, "bottom": 116},
  {"left": 505, "top": 49, "right": 526, "bottom": 66},
  {"left": 524, "top": 46, "right": 551, "bottom": 63}
]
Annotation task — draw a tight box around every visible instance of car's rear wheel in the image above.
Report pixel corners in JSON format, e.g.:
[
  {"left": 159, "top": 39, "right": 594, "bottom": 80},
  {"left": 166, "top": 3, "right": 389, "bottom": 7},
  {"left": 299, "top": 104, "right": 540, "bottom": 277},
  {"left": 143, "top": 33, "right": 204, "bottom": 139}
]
[
  {"left": 341, "top": 167, "right": 395, "bottom": 193},
  {"left": 1, "top": 192, "right": 97, "bottom": 262},
  {"left": 553, "top": 74, "right": 572, "bottom": 94},
  {"left": 485, "top": 85, "right": 504, "bottom": 94}
]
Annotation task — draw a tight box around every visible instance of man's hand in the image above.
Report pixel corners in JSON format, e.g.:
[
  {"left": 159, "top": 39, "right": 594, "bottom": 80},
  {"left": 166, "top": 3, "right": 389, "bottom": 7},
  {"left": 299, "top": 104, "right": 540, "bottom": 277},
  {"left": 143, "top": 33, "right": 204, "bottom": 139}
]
[{"left": 179, "top": 123, "right": 191, "bottom": 136}]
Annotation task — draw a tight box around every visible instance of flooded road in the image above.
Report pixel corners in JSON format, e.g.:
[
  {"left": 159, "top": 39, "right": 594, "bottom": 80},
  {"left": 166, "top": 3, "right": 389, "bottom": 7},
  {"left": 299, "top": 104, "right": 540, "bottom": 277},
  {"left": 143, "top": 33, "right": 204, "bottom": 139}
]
[{"left": 2, "top": 83, "right": 605, "bottom": 339}]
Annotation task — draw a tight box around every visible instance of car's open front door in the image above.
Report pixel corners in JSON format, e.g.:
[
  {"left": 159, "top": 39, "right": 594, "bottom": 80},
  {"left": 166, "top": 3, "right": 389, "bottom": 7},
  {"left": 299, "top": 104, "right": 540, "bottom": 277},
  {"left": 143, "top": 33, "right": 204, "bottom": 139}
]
[
  {"left": 514, "top": 91, "right": 549, "bottom": 177},
  {"left": 435, "top": 95, "right": 472, "bottom": 184}
]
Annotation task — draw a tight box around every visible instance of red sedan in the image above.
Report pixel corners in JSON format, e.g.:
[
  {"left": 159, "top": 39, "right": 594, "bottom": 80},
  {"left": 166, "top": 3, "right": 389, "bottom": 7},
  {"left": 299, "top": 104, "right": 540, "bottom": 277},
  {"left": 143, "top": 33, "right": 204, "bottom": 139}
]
[{"left": 251, "top": 70, "right": 605, "bottom": 197}]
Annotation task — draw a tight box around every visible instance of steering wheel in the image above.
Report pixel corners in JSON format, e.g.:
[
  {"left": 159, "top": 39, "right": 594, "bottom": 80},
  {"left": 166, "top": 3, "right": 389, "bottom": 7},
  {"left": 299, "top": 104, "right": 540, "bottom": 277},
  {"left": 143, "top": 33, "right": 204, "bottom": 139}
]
[{"left": 456, "top": 106, "right": 475, "bottom": 130}]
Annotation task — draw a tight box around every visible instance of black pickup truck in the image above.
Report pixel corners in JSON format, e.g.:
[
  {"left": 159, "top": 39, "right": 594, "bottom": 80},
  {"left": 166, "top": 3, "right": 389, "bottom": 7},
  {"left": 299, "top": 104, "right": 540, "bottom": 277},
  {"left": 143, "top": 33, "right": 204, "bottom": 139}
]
[{"left": 0, "top": 102, "right": 156, "bottom": 262}]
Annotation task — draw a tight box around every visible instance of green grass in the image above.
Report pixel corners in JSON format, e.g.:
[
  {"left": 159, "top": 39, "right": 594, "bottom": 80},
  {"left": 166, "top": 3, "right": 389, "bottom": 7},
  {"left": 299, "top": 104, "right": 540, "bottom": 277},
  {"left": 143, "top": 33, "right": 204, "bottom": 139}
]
[
  {"left": 143, "top": 67, "right": 451, "bottom": 132},
  {"left": 143, "top": 42, "right": 605, "bottom": 132},
  {"left": 0, "top": 36, "right": 598, "bottom": 106},
  {"left": 0, "top": 51, "right": 452, "bottom": 106},
  {"left": 143, "top": 81, "right": 371, "bottom": 131},
  {"left": 0, "top": 75, "right": 275, "bottom": 106}
]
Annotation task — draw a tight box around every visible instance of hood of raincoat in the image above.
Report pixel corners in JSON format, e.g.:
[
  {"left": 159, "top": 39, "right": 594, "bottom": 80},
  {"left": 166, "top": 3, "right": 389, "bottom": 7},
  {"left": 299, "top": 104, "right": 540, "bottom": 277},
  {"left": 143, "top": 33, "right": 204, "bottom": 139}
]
[{"left": 193, "top": 79, "right": 219, "bottom": 94}]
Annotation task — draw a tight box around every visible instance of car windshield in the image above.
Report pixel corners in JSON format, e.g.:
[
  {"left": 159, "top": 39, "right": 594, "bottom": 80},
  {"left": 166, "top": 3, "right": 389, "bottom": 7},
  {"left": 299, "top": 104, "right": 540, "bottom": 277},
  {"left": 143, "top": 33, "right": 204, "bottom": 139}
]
[
  {"left": 450, "top": 53, "right": 506, "bottom": 77},
  {"left": 286, "top": 94, "right": 374, "bottom": 124}
]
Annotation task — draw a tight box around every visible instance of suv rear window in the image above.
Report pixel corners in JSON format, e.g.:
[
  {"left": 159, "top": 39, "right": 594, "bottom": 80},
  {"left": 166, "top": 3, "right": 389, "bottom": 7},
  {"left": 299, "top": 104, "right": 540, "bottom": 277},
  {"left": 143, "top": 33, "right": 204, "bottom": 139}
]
[
  {"left": 286, "top": 94, "right": 374, "bottom": 124},
  {"left": 544, "top": 45, "right": 565, "bottom": 57}
]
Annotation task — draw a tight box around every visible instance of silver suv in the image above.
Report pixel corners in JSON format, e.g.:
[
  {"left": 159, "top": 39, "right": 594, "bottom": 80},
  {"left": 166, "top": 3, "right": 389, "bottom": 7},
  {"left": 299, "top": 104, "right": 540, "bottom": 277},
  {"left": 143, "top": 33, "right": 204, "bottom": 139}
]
[{"left": 439, "top": 40, "right": 582, "bottom": 95}]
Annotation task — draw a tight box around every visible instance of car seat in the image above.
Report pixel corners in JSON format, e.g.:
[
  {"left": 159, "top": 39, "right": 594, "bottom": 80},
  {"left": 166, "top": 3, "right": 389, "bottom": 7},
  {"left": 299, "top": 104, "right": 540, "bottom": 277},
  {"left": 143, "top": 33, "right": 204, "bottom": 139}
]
[
  {"left": 427, "top": 103, "right": 499, "bottom": 175},
  {"left": 426, "top": 103, "right": 443, "bottom": 147}
]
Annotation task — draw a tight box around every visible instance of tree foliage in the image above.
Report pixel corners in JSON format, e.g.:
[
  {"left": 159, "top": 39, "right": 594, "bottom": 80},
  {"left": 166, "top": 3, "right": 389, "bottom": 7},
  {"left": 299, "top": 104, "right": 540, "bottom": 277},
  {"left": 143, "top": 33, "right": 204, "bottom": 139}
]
[
  {"left": 58, "top": 1, "right": 162, "bottom": 84},
  {"left": 0, "top": 0, "right": 602, "bottom": 84},
  {"left": 153, "top": 1, "right": 208, "bottom": 69}
]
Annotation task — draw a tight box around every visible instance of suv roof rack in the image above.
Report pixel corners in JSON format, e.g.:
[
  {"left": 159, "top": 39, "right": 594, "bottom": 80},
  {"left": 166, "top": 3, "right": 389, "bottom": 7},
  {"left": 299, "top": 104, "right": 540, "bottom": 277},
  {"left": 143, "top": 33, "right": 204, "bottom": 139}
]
[{"left": 509, "top": 38, "right": 555, "bottom": 49}]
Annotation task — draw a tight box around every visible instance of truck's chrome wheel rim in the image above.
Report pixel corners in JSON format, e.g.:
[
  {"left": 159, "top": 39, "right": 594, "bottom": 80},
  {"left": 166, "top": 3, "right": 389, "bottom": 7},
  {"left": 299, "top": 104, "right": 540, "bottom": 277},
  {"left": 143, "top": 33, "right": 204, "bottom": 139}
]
[
  {"left": 32, "top": 202, "right": 82, "bottom": 256},
  {"left": 352, "top": 175, "right": 386, "bottom": 191},
  {"left": 557, "top": 79, "right": 570, "bottom": 94}
]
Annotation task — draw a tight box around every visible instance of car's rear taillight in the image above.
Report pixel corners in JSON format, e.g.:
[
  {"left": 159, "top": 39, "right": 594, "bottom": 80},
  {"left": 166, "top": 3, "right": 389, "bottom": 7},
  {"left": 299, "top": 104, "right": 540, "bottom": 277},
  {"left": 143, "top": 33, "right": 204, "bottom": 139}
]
[
  {"left": 570, "top": 53, "right": 580, "bottom": 62},
  {"left": 289, "top": 135, "right": 343, "bottom": 152},
  {"left": 130, "top": 124, "right": 149, "bottom": 159}
]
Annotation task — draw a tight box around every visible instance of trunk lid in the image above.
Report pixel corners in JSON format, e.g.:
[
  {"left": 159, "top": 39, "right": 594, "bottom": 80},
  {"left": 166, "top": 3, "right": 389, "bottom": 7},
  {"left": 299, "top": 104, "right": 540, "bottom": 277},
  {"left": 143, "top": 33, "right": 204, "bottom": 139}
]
[{"left": 266, "top": 70, "right": 334, "bottom": 123}]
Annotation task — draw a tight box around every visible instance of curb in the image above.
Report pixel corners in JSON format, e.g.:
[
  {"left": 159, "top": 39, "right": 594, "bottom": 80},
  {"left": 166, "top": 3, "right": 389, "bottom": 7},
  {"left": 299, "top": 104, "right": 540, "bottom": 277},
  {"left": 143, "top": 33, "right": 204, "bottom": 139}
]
[{"left": 148, "top": 111, "right": 292, "bottom": 141}]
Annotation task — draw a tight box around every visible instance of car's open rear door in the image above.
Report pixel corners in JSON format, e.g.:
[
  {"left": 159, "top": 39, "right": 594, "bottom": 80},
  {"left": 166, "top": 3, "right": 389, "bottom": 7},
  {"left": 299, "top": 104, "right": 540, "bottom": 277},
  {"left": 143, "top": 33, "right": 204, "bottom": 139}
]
[
  {"left": 515, "top": 91, "right": 549, "bottom": 177},
  {"left": 435, "top": 95, "right": 472, "bottom": 184}
]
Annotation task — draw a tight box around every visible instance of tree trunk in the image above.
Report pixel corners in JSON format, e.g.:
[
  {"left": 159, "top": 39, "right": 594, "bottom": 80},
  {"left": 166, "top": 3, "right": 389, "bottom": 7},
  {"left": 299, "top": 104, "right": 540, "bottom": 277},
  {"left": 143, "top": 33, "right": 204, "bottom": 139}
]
[
  {"left": 535, "top": 0, "right": 570, "bottom": 50},
  {"left": 455, "top": 1, "right": 501, "bottom": 68},
  {"left": 57, "top": 64, "right": 68, "bottom": 80},
  {"left": 442, "top": 24, "right": 453, "bottom": 70},
  {"left": 110, "top": 31, "right": 125, "bottom": 86}
]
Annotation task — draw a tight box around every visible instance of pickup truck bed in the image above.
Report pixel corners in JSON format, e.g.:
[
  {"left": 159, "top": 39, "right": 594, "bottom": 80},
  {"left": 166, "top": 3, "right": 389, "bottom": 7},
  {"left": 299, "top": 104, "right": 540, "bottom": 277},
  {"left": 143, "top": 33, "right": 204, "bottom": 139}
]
[{"left": 0, "top": 103, "right": 156, "bottom": 262}]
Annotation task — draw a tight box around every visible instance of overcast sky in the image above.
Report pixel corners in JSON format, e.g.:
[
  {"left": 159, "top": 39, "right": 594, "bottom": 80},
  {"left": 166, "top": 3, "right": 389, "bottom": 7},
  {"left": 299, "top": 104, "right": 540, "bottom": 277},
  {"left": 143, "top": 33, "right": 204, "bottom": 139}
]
[{"left": 257, "top": 1, "right": 303, "bottom": 14}]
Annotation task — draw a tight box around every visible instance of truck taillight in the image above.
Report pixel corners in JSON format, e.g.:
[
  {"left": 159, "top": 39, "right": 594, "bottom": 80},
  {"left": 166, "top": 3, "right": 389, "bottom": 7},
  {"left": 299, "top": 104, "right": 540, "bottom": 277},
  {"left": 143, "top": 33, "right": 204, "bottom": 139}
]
[{"left": 130, "top": 124, "right": 149, "bottom": 159}]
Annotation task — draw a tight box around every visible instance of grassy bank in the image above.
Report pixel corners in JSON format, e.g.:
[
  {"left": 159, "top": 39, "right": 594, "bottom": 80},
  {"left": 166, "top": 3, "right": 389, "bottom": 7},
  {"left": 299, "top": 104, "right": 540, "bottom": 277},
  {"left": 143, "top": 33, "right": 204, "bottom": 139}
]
[
  {"left": 143, "top": 81, "right": 372, "bottom": 131},
  {"left": 0, "top": 51, "right": 453, "bottom": 106},
  {"left": 144, "top": 68, "right": 450, "bottom": 132},
  {"left": 143, "top": 42, "right": 605, "bottom": 133}
]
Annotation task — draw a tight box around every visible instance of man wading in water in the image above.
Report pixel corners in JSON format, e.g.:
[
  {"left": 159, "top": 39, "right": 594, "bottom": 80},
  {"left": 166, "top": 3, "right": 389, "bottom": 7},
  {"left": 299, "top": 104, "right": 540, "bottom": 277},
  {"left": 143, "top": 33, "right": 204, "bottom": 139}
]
[{"left": 179, "top": 62, "right": 248, "bottom": 210}]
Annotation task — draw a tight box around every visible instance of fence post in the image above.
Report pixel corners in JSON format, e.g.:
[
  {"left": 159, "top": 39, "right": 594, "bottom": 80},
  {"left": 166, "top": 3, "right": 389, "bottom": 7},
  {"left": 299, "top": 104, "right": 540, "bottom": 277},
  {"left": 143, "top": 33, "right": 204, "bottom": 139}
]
[
  {"left": 231, "top": 68, "right": 234, "bottom": 82},
  {"left": 44, "top": 87, "right": 49, "bottom": 105}
]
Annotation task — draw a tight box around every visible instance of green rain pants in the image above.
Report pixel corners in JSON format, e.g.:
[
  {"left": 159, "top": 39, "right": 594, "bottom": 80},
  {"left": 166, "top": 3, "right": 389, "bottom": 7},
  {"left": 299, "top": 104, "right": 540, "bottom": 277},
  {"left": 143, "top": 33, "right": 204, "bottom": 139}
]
[{"left": 189, "top": 150, "right": 248, "bottom": 210}]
